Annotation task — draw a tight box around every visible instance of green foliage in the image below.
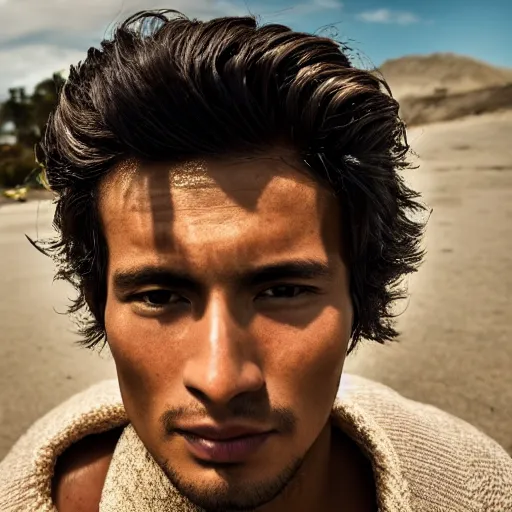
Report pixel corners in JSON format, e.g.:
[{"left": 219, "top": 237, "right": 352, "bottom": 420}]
[
  {"left": 0, "top": 144, "right": 37, "bottom": 188},
  {"left": 32, "top": 74, "right": 65, "bottom": 138},
  {"left": 0, "top": 73, "right": 64, "bottom": 187}
]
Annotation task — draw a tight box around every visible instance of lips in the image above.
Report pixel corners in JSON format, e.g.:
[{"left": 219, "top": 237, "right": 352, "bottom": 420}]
[{"left": 177, "top": 425, "right": 274, "bottom": 463}]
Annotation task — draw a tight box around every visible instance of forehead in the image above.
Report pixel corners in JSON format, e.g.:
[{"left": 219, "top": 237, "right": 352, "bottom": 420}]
[
  {"left": 101, "top": 155, "right": 323, "bottom": 206},
  {"left": 98, "top": 155, "right": 342, "bottom": 271}
]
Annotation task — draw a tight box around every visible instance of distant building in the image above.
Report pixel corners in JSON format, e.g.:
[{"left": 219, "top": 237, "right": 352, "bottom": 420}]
[{"left": 0, "top": 134, "right": 16, "bottom": 146}]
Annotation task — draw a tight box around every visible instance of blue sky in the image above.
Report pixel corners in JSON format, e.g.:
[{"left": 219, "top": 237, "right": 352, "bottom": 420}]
[
  {"left": 258, "top": 0, "right": 512, "bottom": 69},
  {"left": 0, "top": 0, "right": 510, "bottom": 96}
]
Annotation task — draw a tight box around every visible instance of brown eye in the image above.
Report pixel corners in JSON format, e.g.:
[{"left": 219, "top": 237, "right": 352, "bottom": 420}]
[
  {"left": 258, "top": 285, "right": 313, "bottom": 299},
  {"left": 142, "top": 290, "right": 175, "bottom": 306},
  {"left": 130, "top": 290, "right": 185, "bottom": 309}
]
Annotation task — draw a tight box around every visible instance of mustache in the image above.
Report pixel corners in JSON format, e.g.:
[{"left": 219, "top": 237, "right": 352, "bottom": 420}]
[{"left": 160, "top": 400, "right": 297, "bottom": 436}]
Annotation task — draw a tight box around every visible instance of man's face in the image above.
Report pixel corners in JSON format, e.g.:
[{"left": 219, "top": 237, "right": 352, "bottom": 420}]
[{"left": 100, "top": 154, "right": 353, "bottom": 511}]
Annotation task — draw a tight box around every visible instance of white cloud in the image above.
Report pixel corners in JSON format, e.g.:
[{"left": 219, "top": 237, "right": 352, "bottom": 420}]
[
  {"left": 356, "top": 8, "right": 420, "bottom": 25},
  {"left": 0, "top": 0, "right": 241, "bottom": 44},
  {"left": 0, "top": 0, "right": 341, "bottom": 98},
  {"left": 1, "top": 45, "right": 84, "bottom": 93},
  {"left": 312, "top": 0, "right": 343, "bottom": 9},
  {"left": 245, "top": 0, "right": 342, "bottom": 20}
]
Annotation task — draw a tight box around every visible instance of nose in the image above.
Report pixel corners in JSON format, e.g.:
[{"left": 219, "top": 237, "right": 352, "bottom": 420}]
[{"left": 182, "top": 293, "right": 265, "bottom": 406}]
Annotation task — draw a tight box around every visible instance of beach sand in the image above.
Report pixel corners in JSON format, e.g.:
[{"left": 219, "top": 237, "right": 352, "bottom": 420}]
[
  {"left": 0, "top": 110, "right": 511, "bottom": 460},
  {"left": 345, "top": 110, "right": 512, "bottom": 454}
]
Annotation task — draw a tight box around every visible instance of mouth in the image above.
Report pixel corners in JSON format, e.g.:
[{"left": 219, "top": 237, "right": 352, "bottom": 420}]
[{"left": 176, "top": 426, "right": 275, "bottom": 463}]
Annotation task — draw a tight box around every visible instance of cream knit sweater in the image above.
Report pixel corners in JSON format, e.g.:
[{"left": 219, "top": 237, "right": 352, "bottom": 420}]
[{"left": 0, "top": 374, "right": 511, "bottom": 511}]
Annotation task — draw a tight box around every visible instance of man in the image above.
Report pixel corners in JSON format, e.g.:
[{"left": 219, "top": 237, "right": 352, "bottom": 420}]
[{"left": 1, "top": 9, "right": 511, "bottom": 512}]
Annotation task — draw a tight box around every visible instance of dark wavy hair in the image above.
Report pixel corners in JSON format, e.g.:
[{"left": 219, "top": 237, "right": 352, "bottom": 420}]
[{"left": 33, "top": 9, "right": 427, "bottom": 353}]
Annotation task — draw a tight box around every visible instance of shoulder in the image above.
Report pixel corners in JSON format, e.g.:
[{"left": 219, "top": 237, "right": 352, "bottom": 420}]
[
  {"left": 465, "top": 430, "right": 512, "bottom": 509},
  {"left": 52, "top": 427, "right": 124, "bottom": 512},
  {"left": 0, "top": 380, "right": 126, "bottom": 511},
  {"left": 339, "top": 374, "right": 512, "bottom": 508}
]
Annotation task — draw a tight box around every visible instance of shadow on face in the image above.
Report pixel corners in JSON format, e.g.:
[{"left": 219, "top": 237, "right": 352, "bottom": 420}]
[{"left": 99, "top": 151, "right": 354, "bottom": 510}]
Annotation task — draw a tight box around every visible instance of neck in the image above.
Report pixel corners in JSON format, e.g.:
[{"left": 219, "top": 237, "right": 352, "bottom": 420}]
[{"left": 257, "top": 421, "right": 376, "bottom": 512}]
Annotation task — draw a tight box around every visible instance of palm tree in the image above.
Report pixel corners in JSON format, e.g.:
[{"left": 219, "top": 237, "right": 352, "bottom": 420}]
[
  {"left": 0, "top": 87, "right": 37, "bottom": 146},
  {"left": 0, "top": 73, "right": 66, "bottom": 188},
  {"left": 31, "top": 73, "right": 65, "bottom": 138}
]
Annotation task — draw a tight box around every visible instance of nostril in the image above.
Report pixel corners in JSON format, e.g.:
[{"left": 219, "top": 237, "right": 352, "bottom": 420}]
[{"left": 185, "top": 386, "right": 210, "bottom": 404}]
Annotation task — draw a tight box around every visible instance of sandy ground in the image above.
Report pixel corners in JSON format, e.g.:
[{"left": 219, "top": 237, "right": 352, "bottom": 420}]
[
  {"left": 0, "top": 111, "right": 511, "bottom": 461},
  {"left": 345, "top": 110, "right": 512, "bottom": 454}
]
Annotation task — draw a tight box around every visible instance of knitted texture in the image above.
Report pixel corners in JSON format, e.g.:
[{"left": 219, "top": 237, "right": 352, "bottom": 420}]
[
  {"left": 0, "top": 380, "right": 127, "bottom": 512},
  {"left": 1, "top": 375, "right": 511, "bottom": 511}
]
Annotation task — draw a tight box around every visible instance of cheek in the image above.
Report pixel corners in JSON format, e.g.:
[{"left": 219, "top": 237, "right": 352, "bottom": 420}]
[
  {"left": 105, "top": 293, "right": 351, "bottom": 435},
  {"left": 104, "top": 302, "right": 184, "bottom": 419},
  {"left": 263, "top": 305, "right": 349, "bottom": 419}
]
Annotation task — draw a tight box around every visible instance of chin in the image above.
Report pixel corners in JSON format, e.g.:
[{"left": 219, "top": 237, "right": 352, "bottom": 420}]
[{"left": 160, "top": 456, "right": 304, "bottom": 512}]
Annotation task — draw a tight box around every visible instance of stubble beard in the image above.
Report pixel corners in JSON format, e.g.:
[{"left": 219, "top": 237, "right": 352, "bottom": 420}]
[{"left": 159, "top": 455, "right": 306, "bottom": 512}]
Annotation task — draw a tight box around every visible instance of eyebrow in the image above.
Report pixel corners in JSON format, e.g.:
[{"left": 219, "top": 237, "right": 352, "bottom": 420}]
[{"left": 112, "top": 259, "right": 334, "bottom": 295}]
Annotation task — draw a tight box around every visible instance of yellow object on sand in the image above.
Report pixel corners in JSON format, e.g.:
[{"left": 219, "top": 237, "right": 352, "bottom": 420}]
[{"left": 2, "top": 187, "right": 28, "bottom": 202}]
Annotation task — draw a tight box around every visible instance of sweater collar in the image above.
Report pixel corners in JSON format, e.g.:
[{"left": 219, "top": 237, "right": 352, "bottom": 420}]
[{"left": 331, "top": 375, "right": 412, "bottom": 511}]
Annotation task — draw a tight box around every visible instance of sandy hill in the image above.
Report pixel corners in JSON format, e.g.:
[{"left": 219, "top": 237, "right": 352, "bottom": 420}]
[{"left": 377, "top": 53, "right": 512, "bottom": 100}]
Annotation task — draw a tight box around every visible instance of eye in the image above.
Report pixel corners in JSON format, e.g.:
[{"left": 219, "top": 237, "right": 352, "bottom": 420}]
[
  {"left": 132, "top": 290, "right": 182, "bottom": 308},
  {"left": 257, "top": 285, "right": 315, "bottom": 300}
]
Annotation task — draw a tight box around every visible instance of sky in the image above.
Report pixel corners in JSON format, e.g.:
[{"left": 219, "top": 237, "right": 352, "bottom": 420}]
[{"left": 0, "top": 0, "right": 511, "bottom": 98}]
